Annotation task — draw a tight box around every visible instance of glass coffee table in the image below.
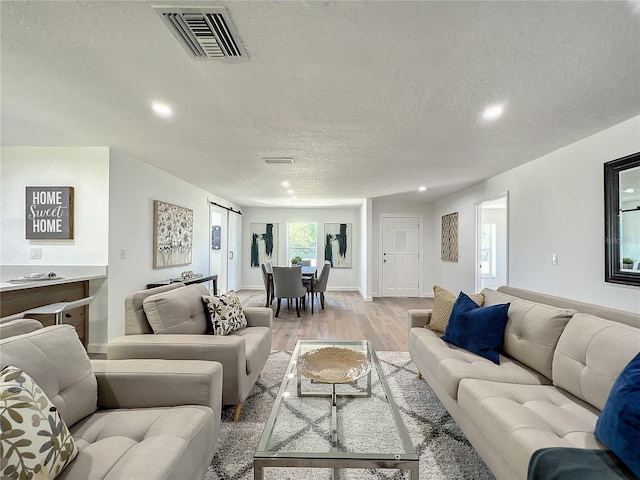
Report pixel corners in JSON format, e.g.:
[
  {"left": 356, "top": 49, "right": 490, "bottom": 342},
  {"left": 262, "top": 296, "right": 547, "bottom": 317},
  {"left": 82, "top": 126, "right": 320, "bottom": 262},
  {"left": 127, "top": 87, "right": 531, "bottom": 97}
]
[{"left": 254, "top": 340, "right": 418, "bottom": 479}]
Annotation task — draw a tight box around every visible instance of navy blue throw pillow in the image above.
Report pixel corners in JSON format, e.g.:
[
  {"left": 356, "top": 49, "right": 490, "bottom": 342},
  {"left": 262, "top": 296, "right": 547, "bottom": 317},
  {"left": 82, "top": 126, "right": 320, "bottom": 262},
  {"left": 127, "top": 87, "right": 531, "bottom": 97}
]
[
  {"left": 595, "top": 353, "right": 640, "bottom": 478},
  {"left": 442, "top": 292, "right": 510, "bottom": 364}
]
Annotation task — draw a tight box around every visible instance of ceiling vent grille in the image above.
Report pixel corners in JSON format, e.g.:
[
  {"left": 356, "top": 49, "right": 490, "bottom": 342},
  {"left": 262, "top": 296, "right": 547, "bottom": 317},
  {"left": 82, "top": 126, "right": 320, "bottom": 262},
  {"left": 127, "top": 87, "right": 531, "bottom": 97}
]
[
  {"left": 154, "top": 6, "right": 247, "bottom": 60},
  {"left": 264, "top": 157, "right": 295, "bottom": 165}
]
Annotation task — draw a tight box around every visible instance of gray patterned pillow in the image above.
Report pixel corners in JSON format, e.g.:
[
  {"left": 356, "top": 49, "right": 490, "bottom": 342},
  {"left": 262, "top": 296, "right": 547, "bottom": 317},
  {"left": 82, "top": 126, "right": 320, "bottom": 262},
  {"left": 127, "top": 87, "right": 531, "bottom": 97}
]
[
  {"left": 202, "top": 291, "right": 247, "bottom": 335},
  {"left": 0, "top": 365, "right": 78, "bottom": 480}
]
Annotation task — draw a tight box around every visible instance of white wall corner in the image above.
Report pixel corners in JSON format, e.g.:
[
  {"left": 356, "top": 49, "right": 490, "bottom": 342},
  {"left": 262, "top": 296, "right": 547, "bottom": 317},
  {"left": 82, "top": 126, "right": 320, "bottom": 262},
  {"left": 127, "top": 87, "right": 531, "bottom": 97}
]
[
  {"left": 87, "top": 344, "right": 107, "bottom": 354},
  {"left": 358, "top": 288, "right": 373, "bottom": 301}
]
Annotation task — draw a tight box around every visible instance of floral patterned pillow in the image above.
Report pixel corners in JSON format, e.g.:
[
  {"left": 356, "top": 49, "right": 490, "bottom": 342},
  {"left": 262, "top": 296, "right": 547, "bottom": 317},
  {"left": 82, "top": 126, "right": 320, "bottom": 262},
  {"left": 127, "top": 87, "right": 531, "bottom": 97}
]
[
  {"left": 0, "top": 365, "right": 78, "bottom": 480},
  {"left": 202, "top": 291, "right": 248, "bottom": 335}
]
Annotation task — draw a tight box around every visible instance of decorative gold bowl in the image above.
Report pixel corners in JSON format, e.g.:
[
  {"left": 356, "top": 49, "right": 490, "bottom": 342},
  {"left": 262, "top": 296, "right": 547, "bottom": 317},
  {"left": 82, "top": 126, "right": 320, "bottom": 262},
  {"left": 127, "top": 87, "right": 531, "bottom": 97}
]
[{"left": 296, "top": 347, "right": 371, "bottom": 384}]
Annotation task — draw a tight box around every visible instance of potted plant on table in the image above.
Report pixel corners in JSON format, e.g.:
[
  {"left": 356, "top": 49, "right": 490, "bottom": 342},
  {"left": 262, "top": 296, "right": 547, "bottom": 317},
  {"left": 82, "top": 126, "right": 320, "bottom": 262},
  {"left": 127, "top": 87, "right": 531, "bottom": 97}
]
[
  {"left": 622, "top": 257, "right": 635, "bottom": 269},
  {"left": 290, "top": 255, "right": 302, "bottom": 266}
]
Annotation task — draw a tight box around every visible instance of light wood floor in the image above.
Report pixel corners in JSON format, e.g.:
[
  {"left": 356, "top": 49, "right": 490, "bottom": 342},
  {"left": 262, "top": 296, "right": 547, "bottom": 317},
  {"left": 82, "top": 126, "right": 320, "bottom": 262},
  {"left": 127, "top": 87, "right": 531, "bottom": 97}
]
[{"left": 236, "top": 289, "right": 433, "bottom": 352}]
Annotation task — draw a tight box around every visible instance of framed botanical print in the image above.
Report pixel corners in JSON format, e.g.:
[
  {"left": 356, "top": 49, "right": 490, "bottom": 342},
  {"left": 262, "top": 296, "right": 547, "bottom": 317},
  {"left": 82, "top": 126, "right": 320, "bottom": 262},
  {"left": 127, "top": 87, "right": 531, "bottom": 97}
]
[{"left": 153, "top": 200, "right": 193, "bottom": 268}]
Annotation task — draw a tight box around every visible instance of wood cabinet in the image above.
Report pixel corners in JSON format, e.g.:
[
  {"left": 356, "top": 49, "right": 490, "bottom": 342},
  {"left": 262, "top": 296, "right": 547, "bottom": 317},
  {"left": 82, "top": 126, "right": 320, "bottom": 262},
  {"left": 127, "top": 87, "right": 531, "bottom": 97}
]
[{"left": 0, "top": 280, "right": 90, "bottom": 347}]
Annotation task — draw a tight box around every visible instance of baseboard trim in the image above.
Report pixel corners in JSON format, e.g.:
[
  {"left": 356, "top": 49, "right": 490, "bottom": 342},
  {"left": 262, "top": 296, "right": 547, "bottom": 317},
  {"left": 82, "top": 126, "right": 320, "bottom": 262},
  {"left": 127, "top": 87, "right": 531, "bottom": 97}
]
[
  {"left": 88, "top": 344, "right": 107, "bottom": 354},
  {"left": 358, "top": 288, "right": 373, "bottom": 302}
]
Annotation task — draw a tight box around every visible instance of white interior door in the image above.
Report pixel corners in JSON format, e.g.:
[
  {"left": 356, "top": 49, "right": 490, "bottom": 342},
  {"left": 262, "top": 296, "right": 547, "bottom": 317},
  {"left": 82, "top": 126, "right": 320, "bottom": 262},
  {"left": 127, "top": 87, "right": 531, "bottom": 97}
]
[
  {"left": 476, "top": 193, "right": 509, "bottom": 290},
  {"left": 209, "top": 205, "right": 228, "bottom": 294},
  {"left": 381, "top": 216, "right": 420, "bottom": 297},
  {"left": 227, "top": 211, "right": 242, "bottom": 292}
]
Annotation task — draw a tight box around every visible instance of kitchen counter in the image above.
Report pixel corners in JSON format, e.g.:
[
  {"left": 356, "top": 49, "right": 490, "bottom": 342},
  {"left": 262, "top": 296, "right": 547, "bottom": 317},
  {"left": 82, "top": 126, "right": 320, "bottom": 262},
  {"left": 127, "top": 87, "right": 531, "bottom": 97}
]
[
  {"left": 0, "top": 265, "right": 107, "bottom": 292},
  {"left": 0, "top": 266, "right": 107, "bottom": 347}
]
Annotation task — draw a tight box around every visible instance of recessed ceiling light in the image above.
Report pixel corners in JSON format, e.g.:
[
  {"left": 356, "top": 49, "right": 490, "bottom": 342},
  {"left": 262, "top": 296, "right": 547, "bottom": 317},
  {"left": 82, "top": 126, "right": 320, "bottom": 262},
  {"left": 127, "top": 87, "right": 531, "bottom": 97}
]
[
  {"left": 624, "top": 188, "right": 635, "bottom": 194},
  {"left": 418, "top": 186, "right": 427, "bottom": 192},
  {"left": 151, "top": 101, "right": 173, "bottom": 118},
  {"left": 482, "top": 104, "right": 504, "bottom": 121},
  {"left": 281, "top": 181, "right": 290, "bottom": 188},
  {"left": 287, "top": 189, "right": 294, "bottom": 195}
]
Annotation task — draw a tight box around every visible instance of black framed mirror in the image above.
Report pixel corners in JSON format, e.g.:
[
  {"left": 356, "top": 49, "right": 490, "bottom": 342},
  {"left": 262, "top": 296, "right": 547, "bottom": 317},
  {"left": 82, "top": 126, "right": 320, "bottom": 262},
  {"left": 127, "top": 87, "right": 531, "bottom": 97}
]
[{"left": 604, "top": 151, "right": 640, "bottom": 286}]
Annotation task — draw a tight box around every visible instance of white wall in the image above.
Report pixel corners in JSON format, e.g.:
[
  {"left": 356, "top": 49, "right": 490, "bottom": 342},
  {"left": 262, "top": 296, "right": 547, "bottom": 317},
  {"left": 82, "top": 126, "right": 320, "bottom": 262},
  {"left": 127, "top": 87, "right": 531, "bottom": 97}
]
[
  {"left": 432, "top": 115, "right": 640, "bottom": 313},
  {"left": 0, "top": 147, "right": 109, "bottom": 265},
  {"left": 107, "top": 149, "right": 235, "bottom": 342},
  {"left": 359, "top": 199, "right": 373, "bottom": 300},
  {"left": 0, "top": 146, "right": 110, "bottom": 350},
  {"left": 371, "top": 199, "right": 435, "bottom": 297},
  {"left": 241, "top": 207, "right": 360, "bottom": 290}
]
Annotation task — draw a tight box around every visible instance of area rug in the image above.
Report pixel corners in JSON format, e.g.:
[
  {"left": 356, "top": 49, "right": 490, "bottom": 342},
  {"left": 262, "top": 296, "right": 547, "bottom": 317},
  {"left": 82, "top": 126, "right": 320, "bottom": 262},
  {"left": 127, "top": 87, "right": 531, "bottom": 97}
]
[{"left": 204, "top": 351, "right": 495, "bottom": 480}]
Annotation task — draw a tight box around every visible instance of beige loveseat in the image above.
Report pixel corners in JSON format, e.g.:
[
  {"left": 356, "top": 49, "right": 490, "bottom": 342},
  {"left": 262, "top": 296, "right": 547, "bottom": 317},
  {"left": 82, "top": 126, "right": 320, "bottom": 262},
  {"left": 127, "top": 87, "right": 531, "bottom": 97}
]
[
  {"left": 107, "top": 283, "right": 273, "bottom": 422},
  {"left": 0, "top": 320, "right": 222, "bottom": 480},
  {"left": 408, "top": 286, "right": 640, "bottom": 480}
]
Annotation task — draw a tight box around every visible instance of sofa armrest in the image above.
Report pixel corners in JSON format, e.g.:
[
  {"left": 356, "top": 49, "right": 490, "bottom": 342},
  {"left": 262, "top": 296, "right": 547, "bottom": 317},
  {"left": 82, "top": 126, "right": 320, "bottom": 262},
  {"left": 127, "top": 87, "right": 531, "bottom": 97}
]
[
  {"left": 91, "top": 359, "right": 222, "bottom": 412},
  {"left": 107, "top": 335, "right": 246, "bottom": 374},
  {"left": 244, "top": 306, "right": 273, "bottom": 328},
  {"left": 407, "top": 309, "right": 432, "bottom": 329}
]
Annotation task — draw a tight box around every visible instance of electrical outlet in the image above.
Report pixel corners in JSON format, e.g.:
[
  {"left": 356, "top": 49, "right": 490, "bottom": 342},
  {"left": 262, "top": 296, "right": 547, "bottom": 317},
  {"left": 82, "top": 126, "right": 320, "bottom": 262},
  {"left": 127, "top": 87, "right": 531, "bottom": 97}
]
[
  {"left": 120, "top": 248, "right": 126, "bottom": 259},
  {"left": 30, "top": 248, "right": 42, "bottom": 259},
  {"left": 552, "top": 254, "right": 558, "bottom": 265}
]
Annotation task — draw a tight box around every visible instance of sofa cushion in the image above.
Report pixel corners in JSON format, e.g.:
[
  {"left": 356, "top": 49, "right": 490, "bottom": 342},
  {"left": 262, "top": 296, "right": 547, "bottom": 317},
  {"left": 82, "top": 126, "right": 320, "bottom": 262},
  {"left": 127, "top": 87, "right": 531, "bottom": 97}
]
[
  {"left": 553, "top": 313, "right": 640, "bottom": 410},
  {"left": 1, "top": 365, "right": 78, "bottom": 480},
  {"left": 458, "top": 379, "right": 603, "bottom": 479},
  {"left": 0, "top": 325, "right": 97, "bottom": 427},
  {"left": 482, "top": 288, "right": 575, "bottom": 380},
  {"left": 443, "top": 293, "right": 510, "bottom": 364},
  {"left": 143, "top": 284, "right": 209, "bottom": 335},
  {"left": 429, "top": 285, "right": 484, "bottom": 333},
  {"left": 202, "top": 292, "right": 247, "bottom": 336},
  {"left": 68, "top": 405, "right": 214, "bottom": 480},
  {"left": 595, "top": 353, "right": 640, "bottom": 477},
  {"left": 412, "top": 327, "right": 550, "bottom": 400}
]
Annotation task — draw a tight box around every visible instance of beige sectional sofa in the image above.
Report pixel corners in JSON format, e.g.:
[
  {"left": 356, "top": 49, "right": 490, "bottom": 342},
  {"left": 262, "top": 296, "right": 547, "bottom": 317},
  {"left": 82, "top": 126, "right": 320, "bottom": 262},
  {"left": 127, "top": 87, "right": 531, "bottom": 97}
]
[
  {"left": 408, "top": 286, "right": 640, "bottom": 480},
  {"left": 107, "top": 283, "right": 273, "bottom": 422},
  {"left": 0, "top": 320, "right": 223, "bottom": 480}
]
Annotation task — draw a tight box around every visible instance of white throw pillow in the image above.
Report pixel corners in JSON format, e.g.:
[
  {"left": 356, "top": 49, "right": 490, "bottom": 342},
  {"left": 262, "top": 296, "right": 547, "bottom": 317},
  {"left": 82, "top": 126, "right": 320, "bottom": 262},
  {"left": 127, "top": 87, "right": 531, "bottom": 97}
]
[
  {"left": 202, "top": 291, "right": 247, "bottom": 335},
  {"left": 0, "top": 365, "right": 78, "bottom": 480}
]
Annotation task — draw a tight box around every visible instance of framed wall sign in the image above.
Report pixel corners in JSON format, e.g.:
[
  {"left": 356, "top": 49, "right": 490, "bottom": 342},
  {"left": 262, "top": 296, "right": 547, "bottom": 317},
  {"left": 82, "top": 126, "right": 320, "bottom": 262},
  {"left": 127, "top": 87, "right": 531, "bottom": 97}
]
[
  {"left": 153, "top": 200, "right": 193, "bottom": 268},
  {"left": 25, "top": 186, "right": 74, "bottom": 239}
]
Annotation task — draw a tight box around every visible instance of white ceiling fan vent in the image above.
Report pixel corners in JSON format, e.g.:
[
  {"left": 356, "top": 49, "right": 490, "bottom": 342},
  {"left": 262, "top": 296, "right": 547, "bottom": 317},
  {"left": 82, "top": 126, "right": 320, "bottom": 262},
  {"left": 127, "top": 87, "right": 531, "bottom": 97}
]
[{"left": 154, "top": 6, "right": 247, "bottom": 60}]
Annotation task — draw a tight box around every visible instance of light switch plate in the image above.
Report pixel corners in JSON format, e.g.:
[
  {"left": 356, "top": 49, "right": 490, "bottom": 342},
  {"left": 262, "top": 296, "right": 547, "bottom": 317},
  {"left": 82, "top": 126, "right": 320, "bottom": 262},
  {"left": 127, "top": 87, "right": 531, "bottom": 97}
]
[
  {"left": 30, "top": 248, "right": 42, "bottom": 259},
  {"left": 552, "top": 253, "right": 558, "bottom": 265}
]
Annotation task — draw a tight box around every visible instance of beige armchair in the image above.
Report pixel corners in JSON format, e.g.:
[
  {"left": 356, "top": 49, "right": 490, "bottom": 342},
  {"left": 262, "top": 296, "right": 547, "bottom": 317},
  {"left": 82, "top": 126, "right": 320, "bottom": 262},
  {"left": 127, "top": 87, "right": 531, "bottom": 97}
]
[
  {"left": 0, "top": 320, "right": 222, "bottom": 480},
  {"left": 107, "top": 283, "right": 273, "bottom": 422}
]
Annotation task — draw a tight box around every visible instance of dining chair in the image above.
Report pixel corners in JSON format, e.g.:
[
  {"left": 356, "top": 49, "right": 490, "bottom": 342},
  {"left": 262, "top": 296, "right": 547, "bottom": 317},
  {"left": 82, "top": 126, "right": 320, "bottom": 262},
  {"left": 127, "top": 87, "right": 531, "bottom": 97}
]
[
  {"left": 311, "top": 261, "right": 331, "bottom": 310},
  {"left": 272, "top": 266, "right": 307, "bottom": 317},
  {"left": 260, "top": 263, "right": 274, "bottom": 307}
]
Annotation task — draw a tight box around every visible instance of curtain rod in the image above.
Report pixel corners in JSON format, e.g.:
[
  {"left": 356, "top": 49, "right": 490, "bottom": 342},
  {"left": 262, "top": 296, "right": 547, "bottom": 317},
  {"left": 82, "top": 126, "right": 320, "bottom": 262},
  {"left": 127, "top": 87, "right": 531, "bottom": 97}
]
[{"left": 210, "top": 201, "right": 243, "bottom": 215}]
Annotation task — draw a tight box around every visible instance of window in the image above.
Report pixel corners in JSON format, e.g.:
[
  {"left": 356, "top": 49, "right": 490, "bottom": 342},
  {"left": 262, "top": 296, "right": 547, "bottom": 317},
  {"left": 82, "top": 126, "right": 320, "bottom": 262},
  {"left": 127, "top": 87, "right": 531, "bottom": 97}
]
[{"left": 287, "top": 223, "right": 317, "bottom": 264}]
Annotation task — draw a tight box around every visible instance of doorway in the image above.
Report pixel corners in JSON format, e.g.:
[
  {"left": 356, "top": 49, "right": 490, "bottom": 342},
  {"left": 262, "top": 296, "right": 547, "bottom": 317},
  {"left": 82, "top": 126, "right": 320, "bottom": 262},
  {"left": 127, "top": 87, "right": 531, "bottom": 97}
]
[
  {"left": 380, "top": 215, "right": 421, "bottom": 297},
  {"left": 209, "top": 203, "right": 243, "bottom": 293},
  {"left": 209, "top": 205, "right": 228, "bottom": 294},
  {"left": 476, "top": 193, "right": 509, "bottom": 290}
]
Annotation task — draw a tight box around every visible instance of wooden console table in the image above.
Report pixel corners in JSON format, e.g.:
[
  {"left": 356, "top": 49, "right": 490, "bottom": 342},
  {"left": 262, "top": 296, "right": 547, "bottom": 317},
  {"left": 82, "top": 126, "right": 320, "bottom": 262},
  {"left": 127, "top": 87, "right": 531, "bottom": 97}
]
[{"left": 147, "top": 274, "right": 217, "bottom": 295}]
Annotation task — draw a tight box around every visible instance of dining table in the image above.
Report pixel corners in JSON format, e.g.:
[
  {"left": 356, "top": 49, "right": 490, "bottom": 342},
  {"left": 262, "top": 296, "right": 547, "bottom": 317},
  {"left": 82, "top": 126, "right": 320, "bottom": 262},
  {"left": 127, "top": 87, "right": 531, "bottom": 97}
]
[{"left": 266, "top": 265, "right": 317, "bottom": 313}]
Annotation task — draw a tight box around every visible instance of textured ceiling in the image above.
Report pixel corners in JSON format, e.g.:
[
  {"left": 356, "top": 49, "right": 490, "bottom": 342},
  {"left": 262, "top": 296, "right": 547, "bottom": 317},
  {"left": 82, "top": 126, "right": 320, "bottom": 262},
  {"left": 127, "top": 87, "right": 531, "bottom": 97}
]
[{"left": 1, "top": 1, "right": 639, "bottom": 208}]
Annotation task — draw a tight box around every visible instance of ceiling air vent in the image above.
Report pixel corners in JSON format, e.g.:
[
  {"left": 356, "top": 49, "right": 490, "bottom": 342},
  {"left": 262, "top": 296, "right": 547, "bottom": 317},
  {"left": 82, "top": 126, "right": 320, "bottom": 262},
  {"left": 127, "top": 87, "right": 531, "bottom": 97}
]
[
  {"left": 154, "top": 6, "right": 247, "bottom": 60},
  {"left": 263, "top": 157, "right": 295, "bottom": 165}
]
